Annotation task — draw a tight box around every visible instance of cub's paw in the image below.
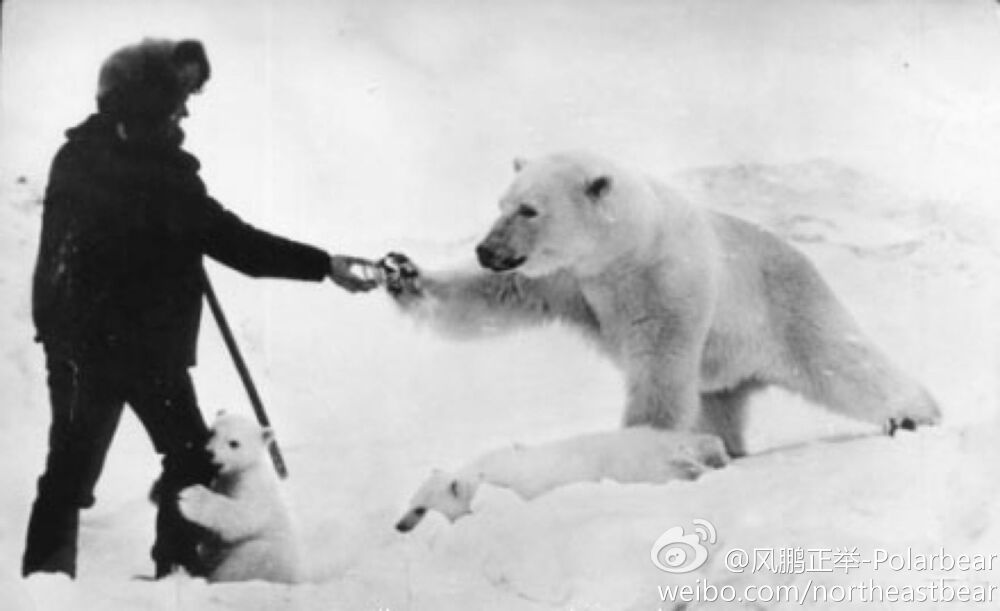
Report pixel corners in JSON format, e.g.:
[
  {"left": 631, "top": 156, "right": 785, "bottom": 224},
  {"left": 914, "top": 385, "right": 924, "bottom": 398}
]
[
  {"left": 669, "top": 458, "right": 709, "bottom": 480},
  {"left": 178, "top": 484, "right": 214, "bottom": 524},
  {"left": 378, "top": 252, "right": 422, "bottom": 299}
]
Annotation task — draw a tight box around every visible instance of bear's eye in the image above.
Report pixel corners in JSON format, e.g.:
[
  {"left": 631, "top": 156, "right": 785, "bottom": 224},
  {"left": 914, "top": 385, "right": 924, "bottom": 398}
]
[
  {"left": 517, "top": 204, "right": 538, "bottom": 218},
  {"left": 228, "top": 440, "right": 240, "bottom": 449}
]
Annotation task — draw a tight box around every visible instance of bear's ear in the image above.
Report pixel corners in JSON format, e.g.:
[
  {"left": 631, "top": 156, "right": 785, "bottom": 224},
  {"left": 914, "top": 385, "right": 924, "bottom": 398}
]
[
  {"left": 513, "top": 157, "right": 529, "bottom": 172},
  {"left": 585, "top": 175, "right": 612, "bottom": 201},
  {"left": 261, "top": 427, "right": 275, "bottom": 445}
]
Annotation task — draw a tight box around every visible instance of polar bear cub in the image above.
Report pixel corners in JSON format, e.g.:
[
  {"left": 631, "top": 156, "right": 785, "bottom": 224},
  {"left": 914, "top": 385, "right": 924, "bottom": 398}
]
[
  {"left": 178, "top": 413, "right": 300, "bottom": 583},
  {"left": 395, "top": 428, "right": 728, "bottom": 532}
]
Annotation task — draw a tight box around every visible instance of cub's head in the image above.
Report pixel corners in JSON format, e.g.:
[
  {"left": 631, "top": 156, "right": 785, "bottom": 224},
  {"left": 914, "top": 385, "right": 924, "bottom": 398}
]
[
  {"left": 395, "top": 469, "right": 478, "bottom": 533},
  {"left": 476, "top": 152, "right": 639, "bottom": 278},
  {"left": 205, "top": 412, "right": 273, "bottom": 476}
]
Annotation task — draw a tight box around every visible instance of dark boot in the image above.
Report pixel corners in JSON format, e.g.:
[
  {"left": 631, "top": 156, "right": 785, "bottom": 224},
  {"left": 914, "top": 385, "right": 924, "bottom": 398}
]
[
  {"left": 22, "top": 489, "right": 79, "bottom": 578},
  {"left": 126, "top": 368, "right": 212, "bottom": 579},
  {"left": 24, "top": 354, "right": 125, "bottom": 578},
  {"left": 151, "top": 444, "right": 216, "bottom": 578}
]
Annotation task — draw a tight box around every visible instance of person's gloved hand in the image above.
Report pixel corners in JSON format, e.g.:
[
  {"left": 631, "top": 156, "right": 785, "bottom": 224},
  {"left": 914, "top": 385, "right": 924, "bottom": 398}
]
[
  {"left": 329, "top": 255, "right": 381, "bottom": 293},
  {"left": 378, "top": 252, "right": 421, "bottom": 297}
]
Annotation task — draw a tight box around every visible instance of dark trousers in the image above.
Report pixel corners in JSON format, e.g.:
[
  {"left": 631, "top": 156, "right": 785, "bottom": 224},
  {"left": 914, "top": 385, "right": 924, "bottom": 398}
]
[{"left": 22, "top": 353, "right": 216, "bottom": 578}]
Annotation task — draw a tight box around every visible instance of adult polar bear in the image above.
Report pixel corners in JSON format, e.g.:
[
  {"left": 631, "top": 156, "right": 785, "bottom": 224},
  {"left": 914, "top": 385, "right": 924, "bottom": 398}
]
[{"left": 382, "top": 152, "right": 939, "bottom": 456}]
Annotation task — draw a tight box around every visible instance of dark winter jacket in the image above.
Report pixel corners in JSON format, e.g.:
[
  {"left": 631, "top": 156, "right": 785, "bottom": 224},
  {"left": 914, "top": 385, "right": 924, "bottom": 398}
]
[{"left": 32, "top": 114, "right": 331, "bottom": 368}]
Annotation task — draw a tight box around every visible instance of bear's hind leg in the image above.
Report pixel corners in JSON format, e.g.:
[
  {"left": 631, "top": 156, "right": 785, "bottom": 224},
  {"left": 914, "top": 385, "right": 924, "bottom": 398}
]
[
  {"left": 696, "top": 381, "right": 764, "bottom": 458},
  {"left": 780, "top": 332, "right": 941, "bottom": 433}
]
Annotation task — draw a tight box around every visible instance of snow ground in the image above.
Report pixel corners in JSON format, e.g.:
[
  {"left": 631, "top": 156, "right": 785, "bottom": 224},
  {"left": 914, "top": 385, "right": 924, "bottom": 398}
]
[{"left": 2, "top": 0, "right": 999, "bottom": 609}]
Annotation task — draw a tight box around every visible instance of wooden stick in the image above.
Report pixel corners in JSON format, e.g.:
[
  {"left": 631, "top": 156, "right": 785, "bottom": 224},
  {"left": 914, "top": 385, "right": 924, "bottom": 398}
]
[{"left": 201, "top": 269, "right": 289, "bottom": 479}]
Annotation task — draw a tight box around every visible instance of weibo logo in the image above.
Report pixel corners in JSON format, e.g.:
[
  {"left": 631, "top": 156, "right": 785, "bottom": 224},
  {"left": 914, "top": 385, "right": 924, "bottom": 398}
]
[{"left": 650, "top": 519, "right": 718, "bottom": 573}]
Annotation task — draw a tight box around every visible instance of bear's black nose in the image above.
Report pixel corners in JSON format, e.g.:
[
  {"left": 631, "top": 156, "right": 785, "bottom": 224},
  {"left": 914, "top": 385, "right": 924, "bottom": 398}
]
[
  {"left": 476, "top": 243, "right": 496, "bottom": 269},
  {"left": 476, "top": 243, "right": 526, "bottom": 272}
]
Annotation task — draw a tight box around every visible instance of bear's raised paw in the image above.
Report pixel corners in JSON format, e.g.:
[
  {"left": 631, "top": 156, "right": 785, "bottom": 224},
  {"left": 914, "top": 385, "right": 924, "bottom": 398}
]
[{"left": 378, "top": 252, "right": 422, "bottom": 298}]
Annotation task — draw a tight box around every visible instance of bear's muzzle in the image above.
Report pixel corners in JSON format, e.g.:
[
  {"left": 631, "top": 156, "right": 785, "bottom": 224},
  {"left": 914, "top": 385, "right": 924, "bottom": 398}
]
[{"left": 476, "top": 243, "right": 526, "bottom": 272}]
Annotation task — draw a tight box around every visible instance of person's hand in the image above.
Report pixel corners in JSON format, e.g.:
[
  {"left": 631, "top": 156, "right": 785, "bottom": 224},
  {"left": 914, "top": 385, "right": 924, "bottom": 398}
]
[
  {"left": 329, "top": 255, "right": 381, "bottom": 293},
  {"left": 378, "top": 252, "right": 421, "bottom": 297}
]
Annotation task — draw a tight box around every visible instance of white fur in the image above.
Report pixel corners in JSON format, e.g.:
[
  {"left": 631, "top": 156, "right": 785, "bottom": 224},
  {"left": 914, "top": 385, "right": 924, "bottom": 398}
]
[
  {"left": 178, "top": 414, "right": 300, "bottom": 584},
  {"left": 395, "top": 428, "right": 728, "bottom": 531},
  {"left": 389, "top": 151, "right": 940, "bottom": 456}
]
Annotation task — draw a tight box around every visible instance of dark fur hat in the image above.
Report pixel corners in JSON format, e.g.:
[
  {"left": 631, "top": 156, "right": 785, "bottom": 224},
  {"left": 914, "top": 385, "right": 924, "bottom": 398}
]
[{"left": 96, "top": 38, "right": 210, "bottom": 123}]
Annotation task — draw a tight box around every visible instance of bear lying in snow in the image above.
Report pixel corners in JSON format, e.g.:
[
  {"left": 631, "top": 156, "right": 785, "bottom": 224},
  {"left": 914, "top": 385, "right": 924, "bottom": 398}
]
[
  {"left": 395, "top": 427, "right": 728, "bottom": 532},
  {"left": 178, "top": 413, "right": 300, "bottom": 583},
  {"left": 382, "top": 151, "right": 940, "bottom": 457}
]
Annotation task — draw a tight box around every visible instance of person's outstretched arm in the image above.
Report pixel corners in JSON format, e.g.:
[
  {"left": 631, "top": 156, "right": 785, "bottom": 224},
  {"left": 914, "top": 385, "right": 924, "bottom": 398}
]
[{"left": 200, "top": 197, "right": 376, "bottom": 292}]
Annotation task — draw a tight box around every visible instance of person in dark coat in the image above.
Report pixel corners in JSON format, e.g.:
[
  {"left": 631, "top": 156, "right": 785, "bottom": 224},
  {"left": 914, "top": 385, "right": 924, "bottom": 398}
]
[{"left": 22, "top": 38, "right": 377, "bottom": 579}]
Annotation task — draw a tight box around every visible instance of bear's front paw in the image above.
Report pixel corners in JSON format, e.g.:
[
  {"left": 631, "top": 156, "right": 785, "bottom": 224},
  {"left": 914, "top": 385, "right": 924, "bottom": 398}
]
[
  {"left": 178, "top": 484, "right": 214, "bottom": 524},
  {"left": 378, "top": 252, "right": 422, "bottom": 299}
]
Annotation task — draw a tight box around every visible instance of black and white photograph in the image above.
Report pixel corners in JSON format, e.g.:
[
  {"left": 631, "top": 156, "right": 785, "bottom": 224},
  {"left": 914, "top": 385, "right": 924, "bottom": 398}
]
[{"left": 1, "top": 0, "right": 998, "bottom": 608}]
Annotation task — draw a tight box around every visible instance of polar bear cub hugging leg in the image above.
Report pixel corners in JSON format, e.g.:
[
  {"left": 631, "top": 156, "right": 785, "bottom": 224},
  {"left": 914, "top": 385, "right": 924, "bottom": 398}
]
[
  {"left": 383, "top": 152, "right": 940, "bottom": 456},
  {"left": 179, "top": 413, "right": 300, "bottom": 583}
]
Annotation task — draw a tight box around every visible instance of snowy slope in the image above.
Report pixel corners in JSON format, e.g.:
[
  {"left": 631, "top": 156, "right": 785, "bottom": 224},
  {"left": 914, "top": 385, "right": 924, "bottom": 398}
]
[{"left": 3, "top": 0, "right": 1000, "bottom": 610}]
